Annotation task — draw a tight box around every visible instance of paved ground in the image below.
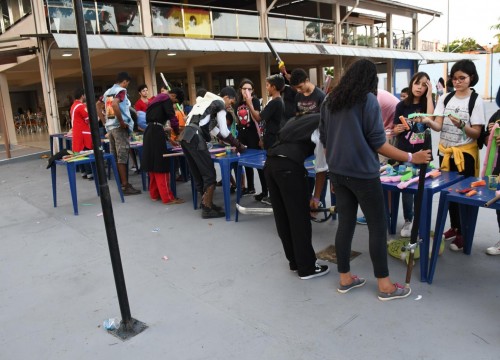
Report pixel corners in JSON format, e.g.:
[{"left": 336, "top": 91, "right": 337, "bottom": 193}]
[{"left": 1, "top": 102, "right": 499, "bottom": 359}]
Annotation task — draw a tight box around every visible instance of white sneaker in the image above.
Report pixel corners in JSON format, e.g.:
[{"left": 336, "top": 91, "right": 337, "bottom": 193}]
[
  {"left": 400, "top": 221, "right": 412, "bottom": 238},
  {"left": 486, "top": 241, "right": 500, "bottom": 255}
]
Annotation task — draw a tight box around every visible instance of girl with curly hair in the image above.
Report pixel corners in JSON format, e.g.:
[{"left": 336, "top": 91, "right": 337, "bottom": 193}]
[{"left": 319, "top": 59, "right": 431, "bottom": 301}]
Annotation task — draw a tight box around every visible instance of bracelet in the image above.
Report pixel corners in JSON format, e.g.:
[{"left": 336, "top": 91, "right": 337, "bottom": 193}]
[
  {"left": 312, "top": 197, "right": 320, "bottom": 204},
  {"left": 407, "top": 152, "right": 413, "bottom": 163}
]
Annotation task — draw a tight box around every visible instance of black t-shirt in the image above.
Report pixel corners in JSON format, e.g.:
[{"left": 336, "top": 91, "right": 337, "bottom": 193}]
[
  {"left": 282, "top": 85, "right": 297, "bottom": 121},
  {"left": 236, "top": 97, "right": 261, "bottom": 132},
  {"left": 295, "top": 87, "right": 326, "bottom": 115},
  {"left": 260, "top": 97, "right": 284, "bottom": 136}
]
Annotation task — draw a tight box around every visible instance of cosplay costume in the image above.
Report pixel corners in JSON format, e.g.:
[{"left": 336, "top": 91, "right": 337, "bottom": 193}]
[
  {"left": 180, "top": 92, "right": 246, "bottom": 218},
  {"left": 141, "top": 93, "right": 178, "bottom": 203}
]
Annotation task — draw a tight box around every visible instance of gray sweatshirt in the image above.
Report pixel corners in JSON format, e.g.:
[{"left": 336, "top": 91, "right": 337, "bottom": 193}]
[{"left": 319, "top": 93, "right": 386, "bottom": 179}]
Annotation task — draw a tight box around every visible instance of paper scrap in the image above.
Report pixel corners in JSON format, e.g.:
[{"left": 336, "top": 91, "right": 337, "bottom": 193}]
[
  {"left": 162, "top": 256, "right": 169, "bottom": 261},
  {"left": 97, "top": 212, "right": 103, "bottom": 217},
  {"left": 152, "top": 228, "right": 160, "bottom": 233},
  {"left": 414, "top": 295, "right": 422, "bottom": 301}
]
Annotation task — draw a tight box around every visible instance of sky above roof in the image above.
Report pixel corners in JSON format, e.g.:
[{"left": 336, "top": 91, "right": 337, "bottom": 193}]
[{"left": 396, "top": 0, "right": 499, "bottom": 46}]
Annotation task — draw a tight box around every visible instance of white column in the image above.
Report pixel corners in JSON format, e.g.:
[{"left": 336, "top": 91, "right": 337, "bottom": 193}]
[
  {"left": 0, "top": 73, "right": 17, "bottom": 147},
  {"left": 186, "top": 62, "right": 196, "bottom": 105},
  {"left": 259, "top": 54, "right": 268, "bottom": 104},
  {"left": 37, "top": 40, "right": 61, "bottom": 136},
  {"left": 141, "top": 0, "right": 153, "bottom": 37}
]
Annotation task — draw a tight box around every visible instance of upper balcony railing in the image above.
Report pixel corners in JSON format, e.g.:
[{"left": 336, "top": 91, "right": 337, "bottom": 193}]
[
  {"left": 151, "top": 2, "right": 260, "bottom": 39},
  {"left": 45, "top": 0, "right": 142, "bottom": 35},
  {"left": 39, "top": 1, "right": 419, "bottom": 51}
]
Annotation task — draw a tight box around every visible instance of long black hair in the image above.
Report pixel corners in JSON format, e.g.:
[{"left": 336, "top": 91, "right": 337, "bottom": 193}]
[
  {"left": 236, "top": 78, "right": 257, "bottom": 105},
  {"left": 403, "top": 71, "right": 431, "bottom": 111},
  {"left": 324, "top": 59, "right": 378, "bottom": 112}
]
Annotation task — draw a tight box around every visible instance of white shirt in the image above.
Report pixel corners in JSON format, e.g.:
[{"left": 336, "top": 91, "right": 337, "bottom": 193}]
[
  {"left": 434, "top": 92, "right": 485, "bottom": 150},
  {"left": 312, "top": 129, "right": 328, "bottom": 172}
]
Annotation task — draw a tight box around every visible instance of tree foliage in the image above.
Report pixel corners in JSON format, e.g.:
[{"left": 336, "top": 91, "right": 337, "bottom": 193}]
[
  {"left": 491, "top": 17, "right": 500, "bottom": 52},
  {"left": 446, "top": 37, "right": 483, "bottom": 53}
]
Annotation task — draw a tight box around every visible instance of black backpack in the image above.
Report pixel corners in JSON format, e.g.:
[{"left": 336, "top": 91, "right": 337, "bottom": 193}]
[{"left": 443, "top": 89, "right": 486, "bottom": 148}]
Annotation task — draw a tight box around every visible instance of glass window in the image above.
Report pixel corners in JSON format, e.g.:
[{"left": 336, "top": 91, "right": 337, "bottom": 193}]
[
  {"left": 152, "top": 5, "right": 183, "bottom": 36},
  {"left": 109, "top": 2, "right": 141, "bottom": 34},
  {"left": 287, "top": 18, "right": 304, "bottom": 41},
  {"left": 48, "top": 6, "right": 76, "bottom": 32},
  {"left": 83, "top": 1, "right": 98, "bottom": 34},
  {"left": 7, "top": 0, "right": 20, "bottom": 23},
  {"left": 0, "top": 0, "right": 10, "bottom": 30},
  {"left": 304, "top": 21, "right": 320, "bottom": 41},
  {"left": 268, "top": 17, "right": 285, "bottom": 40},
  {"left": 212, "top": 11, "right": 236, "bottom": 38},
  {"left": 183, "top": 7, "right": 211, "bottom": 38},
  {"left": 321, "top": 23, "right": 335, "bottom": 43},
  {"left": 21, "top": 0, "right": 31, "bottom": 15},
  {"left": 45, "top": 1, "right": 141, "bottom": 34},
  {"left": 237, "top": 13, "right": 259, "bottom": 39}
]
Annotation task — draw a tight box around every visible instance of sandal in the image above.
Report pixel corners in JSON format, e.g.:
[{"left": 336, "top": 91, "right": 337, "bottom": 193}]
[{"left": 166, "top": 198, "right": 185, "bottom": 205}]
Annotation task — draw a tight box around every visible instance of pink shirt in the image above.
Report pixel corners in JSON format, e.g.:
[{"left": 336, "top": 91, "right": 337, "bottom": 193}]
[{"left": 377, "top": 89, "right": 400, "bottom": 130}]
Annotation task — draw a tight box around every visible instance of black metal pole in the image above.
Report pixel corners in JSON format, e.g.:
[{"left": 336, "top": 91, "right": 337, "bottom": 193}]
[
  {"left": 404, "top": 130, "right": 431, "bottom": 287},
  {"left": 72, "top": 0, "right": 133, "bottom": 329}
]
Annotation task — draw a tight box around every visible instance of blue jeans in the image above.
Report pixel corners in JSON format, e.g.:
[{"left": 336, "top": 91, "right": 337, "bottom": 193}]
[{"left": 330, "top": 173, "right": 389, "bottom": 278}]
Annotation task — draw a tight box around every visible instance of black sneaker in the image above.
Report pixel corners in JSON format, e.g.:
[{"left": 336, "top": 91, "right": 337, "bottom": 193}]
[
  {"left": 202, "top": 205, "right": 225, "bottom": 219},
  {"left": 254, "top": 192, "right": 266, "bottom": 202},
  {"left": 299, "top": 264, "right": 330, "bottom": 280},
  {"left": 242, "top": 188, "right": 256, "bottom": 197},
  {"left": 87, "top": 173, "right": 94, "bottom": 180},
  {"left": 122, "top": 183, "right": 141, "bottom": 196},
  {"left": 261, "top": 196, "right": 272, "bottom": 206}
]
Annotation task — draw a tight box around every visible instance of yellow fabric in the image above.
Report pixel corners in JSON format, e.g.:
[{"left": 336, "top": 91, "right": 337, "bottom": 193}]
[{"left": 438, "top": 142, "right": 479, "bottom": 176}]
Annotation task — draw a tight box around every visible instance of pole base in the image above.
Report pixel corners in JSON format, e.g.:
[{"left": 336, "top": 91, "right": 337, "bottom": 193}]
[{"left": 107, "top": 318, "right": 148, "bottom": 341}]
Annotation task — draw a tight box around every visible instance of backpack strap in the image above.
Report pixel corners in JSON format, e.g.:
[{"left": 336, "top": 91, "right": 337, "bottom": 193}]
[
  {"left": 468, "top": 89, "right": 478, "bottom": 117},
  {"left": 443, "top": 91, "right": 455, "bottom": 107},
  {"left": 443, "top": 89, "right": 478, "bottom": 118}
]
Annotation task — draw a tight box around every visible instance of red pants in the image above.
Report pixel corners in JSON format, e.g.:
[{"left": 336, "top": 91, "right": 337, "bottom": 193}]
[{"left": 149, "top": 172, "right": 174, "bottom": 203}]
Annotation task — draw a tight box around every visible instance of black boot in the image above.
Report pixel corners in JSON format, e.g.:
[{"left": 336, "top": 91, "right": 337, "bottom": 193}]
[{"left": 201, "top": 204, "right": 225, "bottom": 219}]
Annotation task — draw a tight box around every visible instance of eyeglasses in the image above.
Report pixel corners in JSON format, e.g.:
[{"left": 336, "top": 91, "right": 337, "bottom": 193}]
[
  {"left": 451, "top": 76, "right": 469, "bottom": 83},
  {"left": 241, "top": 87, "right": 253, "bottom": 91}
]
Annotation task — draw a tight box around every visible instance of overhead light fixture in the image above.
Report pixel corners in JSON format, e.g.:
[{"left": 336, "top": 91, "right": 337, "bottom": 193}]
[
  {"left": 62, "top": 52, "right": 73, "bottom": 57},
  {"left": 167, "top": 53, "right": 176, "bottom": 56}
]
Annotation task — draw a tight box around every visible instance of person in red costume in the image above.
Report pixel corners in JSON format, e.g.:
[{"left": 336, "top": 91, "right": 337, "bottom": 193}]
[{"left": 70, "top": 88, "right": 94, "bottom": 180}]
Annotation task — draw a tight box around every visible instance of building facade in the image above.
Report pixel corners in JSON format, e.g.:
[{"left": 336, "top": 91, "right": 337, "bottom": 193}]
[{"left": 0, "top": 0, "right": 473, "bottom": 153}]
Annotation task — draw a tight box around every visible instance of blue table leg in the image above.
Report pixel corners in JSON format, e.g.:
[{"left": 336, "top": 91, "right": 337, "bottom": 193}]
[
  {"left": 428, "top": 193, "right": 449, "bottom": 284},
  {"left": 459, "top": 204, "right": 479, "bottom": 255},
  {"left": 219, "top": 162, "right": 232, "bottom": 221},
  {"left": 51, "top": 163, "right": 57, "bottom": 208},
  {"left": 390, "top": 191, "right": 400, "bottom": 235},
  {"left": 108, "top": 156, "right": 124, "bottom": 203},
  {"left": 235, "top": 164, "right": 244, "bottom": 222},
  {"left": 66, "top": 163, "right": 79, "bottom": 215},
  {"left": 90, "top": 161, "right": 99, "bottom": 196}
]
